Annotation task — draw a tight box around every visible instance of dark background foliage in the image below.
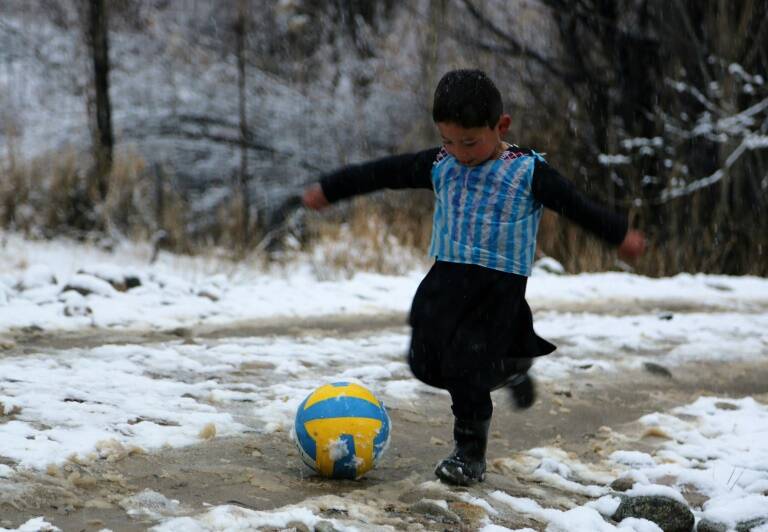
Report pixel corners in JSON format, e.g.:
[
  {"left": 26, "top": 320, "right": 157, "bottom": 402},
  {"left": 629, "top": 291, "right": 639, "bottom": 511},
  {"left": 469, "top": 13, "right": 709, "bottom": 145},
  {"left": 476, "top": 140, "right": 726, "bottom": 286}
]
[{"left": 1, "top": 0, "right": 766, "bottom": 274}]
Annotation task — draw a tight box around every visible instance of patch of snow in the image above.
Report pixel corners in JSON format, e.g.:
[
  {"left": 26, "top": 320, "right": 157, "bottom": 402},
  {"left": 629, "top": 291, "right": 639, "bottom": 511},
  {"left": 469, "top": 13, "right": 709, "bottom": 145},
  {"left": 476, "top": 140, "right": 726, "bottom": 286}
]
[
  {"left": 153, "top": 498, "right": 366, "bottom": 532},
  {"left": 608, "top": 397, "right": 768, "bottom": 528},
  {"left": 624, "top": 484, "right": 687, "bottom": 505},
  {"left": 0, "top": 343, "right": 248, "bottom": 468},
  {"left": 589, "top": 495, "right": 622, "bottom": 516},
  {"left": 0, "top": 518, "right": 61, "bottom": 532},
  {"left": 153, "top": 505, "right": 323, "bottom": 532},
  {"left": 532, "top": 256, "right": 565, "bottom": 275},
  {"left": 746, "top": 135, "right": 768, "bottom": 149},
  {"left": 479, "top": 518, "right": 526, "bottom": 531},
  {"left": 19, "top": 264, "right": 57, "bottom": 290},
  {"left": 489, "top": 492, "right": 628, "bottom": 532},
  {"left": 327, "top": 438, "right": 350, "bottom": 461},
  {"left": 598, "top": 154, "right": 632, "bottom": 166},
  {"left": 609, "top": 451, "right": 656, "bottom": 467},
  {"left": 616, "top": 518, "right": 663, "bottom": 532},
  {"left": 700, "top": 494, "right": 768, "bottom": 528},
  {"left": 531, "top": 458, "right": 608, "bottom": 497},
  {"left": 62, "top": 274, "right": 117, "bottom": 298},
  {"left": 456, "top": 492, "right": 498, "bottom": 516},
  {"left": 120, "top": 489, "right": 187, "bottom": 520}
]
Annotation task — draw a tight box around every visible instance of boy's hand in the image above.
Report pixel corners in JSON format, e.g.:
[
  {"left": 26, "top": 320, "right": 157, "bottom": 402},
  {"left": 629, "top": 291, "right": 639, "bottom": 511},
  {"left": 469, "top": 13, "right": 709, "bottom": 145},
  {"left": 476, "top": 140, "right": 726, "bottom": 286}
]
[
  {"left": 618, "top": 229, "right": 646, "bottom": 261},
  {"left": 302, "top": 183, "right": 330, "bottom": 210}
]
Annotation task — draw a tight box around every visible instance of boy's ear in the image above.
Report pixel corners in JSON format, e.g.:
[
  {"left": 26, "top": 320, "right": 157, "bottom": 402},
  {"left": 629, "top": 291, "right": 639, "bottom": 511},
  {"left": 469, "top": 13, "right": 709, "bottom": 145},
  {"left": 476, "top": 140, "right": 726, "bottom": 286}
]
[{"left": 497, "top": 114, "right": 512, "bottom": 135}]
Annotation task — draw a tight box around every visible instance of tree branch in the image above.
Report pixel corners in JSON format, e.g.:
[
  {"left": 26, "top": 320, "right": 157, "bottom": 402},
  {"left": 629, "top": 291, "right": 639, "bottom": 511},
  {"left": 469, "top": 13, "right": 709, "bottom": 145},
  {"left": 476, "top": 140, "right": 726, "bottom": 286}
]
[{"left": 457, "top": 0, "right": 578, "bottom": 84}]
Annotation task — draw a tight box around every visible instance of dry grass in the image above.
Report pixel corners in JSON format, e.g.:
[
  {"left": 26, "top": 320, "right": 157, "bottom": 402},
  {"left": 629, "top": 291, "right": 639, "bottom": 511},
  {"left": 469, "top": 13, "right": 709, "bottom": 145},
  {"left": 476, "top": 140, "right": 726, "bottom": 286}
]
[
  {"left": 1, "top": 148, "right": 188, "bottom": 249},
  {"left": 3, "top": 148, "right": 764, "bottom": 277},
  {"left": 536, "top": 211, "right": 619, "bottom": 273},
  {"left": 304, "top": 191, "right": 433, "bottom": 278},
  {"left": 304, "top": 193, "right": 626, "bottom": 276},
  {"left": 1, "top": 149, "right": 89, "bottom": 233},
  {"left": 302, "top": 195, "right": 768, "bottom": 277},
  {"left": 301, "top": 193, "right": 620, "bottom": 277}
]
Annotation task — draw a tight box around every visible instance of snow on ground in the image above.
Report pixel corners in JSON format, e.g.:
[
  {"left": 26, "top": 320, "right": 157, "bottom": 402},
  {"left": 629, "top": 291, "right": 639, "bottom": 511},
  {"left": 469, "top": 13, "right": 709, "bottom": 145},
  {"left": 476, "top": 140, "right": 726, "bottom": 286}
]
[
  {"left": 0, "top": 234, "right": 423, "bottom": 333},
  {"left": 1, "top": 233, "right": 768, "bottom": 530},
  {"left": 484, "top": 396, "right": 768, "bottom": 531},
  {"left": 633, "top": 397, "right": 768, "bottom": 528},
  {"left": 0, "top": 517, "right": 60, "bottom": 532},
  {"left": 0, "top": 331, "right": 419, "bottom": 470},
  {"left": 0, "top": 233, "right": 766, "bottom": 337},
  {"left": 533, "top": 309, "right": 768, "bottom": 378}
]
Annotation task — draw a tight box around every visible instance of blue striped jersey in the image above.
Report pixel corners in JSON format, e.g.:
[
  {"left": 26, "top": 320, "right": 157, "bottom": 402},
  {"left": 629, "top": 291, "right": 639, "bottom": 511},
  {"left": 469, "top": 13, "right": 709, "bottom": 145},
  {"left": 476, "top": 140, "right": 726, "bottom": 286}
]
[{"left": 428, "top": 148, "right": 544, "bottom": 276}]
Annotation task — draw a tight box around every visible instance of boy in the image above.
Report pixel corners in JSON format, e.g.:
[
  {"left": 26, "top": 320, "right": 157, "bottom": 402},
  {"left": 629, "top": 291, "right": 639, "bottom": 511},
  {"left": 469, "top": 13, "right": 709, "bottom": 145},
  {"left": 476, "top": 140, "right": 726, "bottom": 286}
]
[{"left": 302, "top": 69, "right": 645, "bottom": 486}]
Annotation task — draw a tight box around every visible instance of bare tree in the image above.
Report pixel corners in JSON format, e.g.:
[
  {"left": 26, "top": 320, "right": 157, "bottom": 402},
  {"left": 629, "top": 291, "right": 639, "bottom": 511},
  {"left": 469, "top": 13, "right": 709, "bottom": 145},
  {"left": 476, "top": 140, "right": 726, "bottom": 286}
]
[
  {"left": 234, "top": 0, "right": 250, "bottom": 250},
  {"left": 83, "top": 0, "right": 113, "bottom": 202},
  {"left": 455, "top": 0, "right": 768, "bottom": 275}
]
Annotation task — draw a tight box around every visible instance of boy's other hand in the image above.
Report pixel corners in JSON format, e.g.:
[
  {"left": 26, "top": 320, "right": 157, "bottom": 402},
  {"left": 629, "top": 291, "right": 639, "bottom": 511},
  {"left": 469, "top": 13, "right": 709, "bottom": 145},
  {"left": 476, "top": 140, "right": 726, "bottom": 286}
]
[
  {"left": 302, "top": 183, "right": 330, "bottom": 210},
  {"left": 618, "top": 229, "right": 646, "bottom": 261}
]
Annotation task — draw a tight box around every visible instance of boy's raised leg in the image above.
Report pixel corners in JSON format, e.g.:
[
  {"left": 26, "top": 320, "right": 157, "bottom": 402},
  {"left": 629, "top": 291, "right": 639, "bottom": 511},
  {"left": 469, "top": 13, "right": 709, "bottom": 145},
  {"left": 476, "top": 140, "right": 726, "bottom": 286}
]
[{"left": 508, "top": 372, "right": 536, "bottom": 409}]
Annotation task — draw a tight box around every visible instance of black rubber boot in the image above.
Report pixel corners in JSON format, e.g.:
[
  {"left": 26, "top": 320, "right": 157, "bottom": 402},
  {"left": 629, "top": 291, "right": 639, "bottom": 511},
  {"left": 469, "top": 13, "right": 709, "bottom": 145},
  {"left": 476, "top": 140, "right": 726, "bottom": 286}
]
[
  {"left": 508, "top": 372, "right": 536, "bottom": 409},
  {"left": 434, "top": 417, "right": 490, "bottom": 486}
]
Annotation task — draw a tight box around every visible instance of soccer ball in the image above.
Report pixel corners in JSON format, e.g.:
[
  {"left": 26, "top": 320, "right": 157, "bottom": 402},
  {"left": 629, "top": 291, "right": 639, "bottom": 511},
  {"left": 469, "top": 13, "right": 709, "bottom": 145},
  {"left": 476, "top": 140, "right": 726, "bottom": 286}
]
[{"left": 293, "top": 382, "right": 391, "bottom": 479}]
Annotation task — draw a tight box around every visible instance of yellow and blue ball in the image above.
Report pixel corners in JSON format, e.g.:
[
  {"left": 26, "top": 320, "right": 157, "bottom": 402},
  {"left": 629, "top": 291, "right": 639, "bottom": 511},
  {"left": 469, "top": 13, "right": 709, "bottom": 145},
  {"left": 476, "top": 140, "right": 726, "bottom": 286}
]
[{"left": 294, "top": 382, "right": 391, "bottom": 479}]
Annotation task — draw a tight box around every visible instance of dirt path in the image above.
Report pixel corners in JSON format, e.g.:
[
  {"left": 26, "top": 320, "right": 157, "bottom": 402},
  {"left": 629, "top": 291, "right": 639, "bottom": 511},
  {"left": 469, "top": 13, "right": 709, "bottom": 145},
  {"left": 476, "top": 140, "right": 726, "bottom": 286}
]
[
  {"left": 2, "top": 335, "right": 767, "bottom": 532},
  {"left": 1, "top": 313, "right": 409, "bottom": 358},
  {"left": 6, "top": 293, "right": 765, "bottom": 358}
]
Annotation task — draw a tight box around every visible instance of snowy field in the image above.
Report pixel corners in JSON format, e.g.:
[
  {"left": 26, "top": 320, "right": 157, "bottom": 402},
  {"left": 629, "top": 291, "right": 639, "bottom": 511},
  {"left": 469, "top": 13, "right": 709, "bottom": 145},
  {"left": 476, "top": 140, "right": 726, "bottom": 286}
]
[{"left": 1, "top": 233, "right": 767, "bottom": 531}]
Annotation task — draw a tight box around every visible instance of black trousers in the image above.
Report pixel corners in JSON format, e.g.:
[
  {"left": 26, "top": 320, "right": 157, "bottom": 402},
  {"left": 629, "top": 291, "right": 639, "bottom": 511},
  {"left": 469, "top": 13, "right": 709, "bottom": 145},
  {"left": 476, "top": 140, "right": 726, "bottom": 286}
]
[
  {"left": 408, "top": 262, "right": 554, "bottom": 374},
  {"left": 407, "top": 261, "right": 552, "bottom": 422}
]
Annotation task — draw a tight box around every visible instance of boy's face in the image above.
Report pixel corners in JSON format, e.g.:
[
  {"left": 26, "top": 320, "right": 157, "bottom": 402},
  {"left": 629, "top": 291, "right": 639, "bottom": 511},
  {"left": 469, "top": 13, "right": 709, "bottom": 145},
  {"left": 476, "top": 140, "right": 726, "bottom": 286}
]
[{"left": 436, "top": 115, "right": 511, "bottom": 167}]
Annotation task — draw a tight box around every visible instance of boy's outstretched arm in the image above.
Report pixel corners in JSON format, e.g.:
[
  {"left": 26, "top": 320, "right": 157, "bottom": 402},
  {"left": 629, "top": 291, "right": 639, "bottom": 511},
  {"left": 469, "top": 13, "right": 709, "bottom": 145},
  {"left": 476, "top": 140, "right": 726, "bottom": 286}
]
[
  {"left": 302, "top": 148, "right": 440, "bottom": 210},
  {"left": 531, "top": 159, "right": 646, "bottom": 260}
]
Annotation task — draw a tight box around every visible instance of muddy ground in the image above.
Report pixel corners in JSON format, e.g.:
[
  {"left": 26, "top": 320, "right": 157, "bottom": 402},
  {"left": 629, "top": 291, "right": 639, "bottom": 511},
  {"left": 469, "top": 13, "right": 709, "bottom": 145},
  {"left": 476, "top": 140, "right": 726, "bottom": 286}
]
[{"left": 1, "top": 313, "right": 767, "bottom": 531}]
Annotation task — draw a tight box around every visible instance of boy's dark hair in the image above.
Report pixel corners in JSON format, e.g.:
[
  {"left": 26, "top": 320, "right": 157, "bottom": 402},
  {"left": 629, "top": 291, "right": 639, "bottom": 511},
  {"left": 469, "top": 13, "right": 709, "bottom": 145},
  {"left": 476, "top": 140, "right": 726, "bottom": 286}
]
[{"left": 432, "top": 69, "right": 503, "bottom": 129}]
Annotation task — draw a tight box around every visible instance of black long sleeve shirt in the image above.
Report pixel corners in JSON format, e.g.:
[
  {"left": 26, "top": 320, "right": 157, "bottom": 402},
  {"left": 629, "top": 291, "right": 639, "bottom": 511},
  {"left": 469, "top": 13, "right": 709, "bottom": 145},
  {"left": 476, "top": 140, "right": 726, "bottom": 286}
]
[{"left": 320, "top": 147, "right": 628, "bottom": 246}]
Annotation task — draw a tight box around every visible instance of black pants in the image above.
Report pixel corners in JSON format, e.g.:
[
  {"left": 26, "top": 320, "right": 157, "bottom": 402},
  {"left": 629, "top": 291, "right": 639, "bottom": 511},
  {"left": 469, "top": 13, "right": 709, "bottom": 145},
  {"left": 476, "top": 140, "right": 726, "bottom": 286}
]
[{"left": 407, "top": 262, "right": 552, "bottom": 422}]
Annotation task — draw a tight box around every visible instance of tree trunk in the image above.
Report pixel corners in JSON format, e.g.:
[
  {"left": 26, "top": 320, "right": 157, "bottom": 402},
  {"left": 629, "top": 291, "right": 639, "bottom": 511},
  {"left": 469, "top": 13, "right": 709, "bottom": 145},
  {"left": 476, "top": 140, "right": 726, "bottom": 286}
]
[
  {"left": 86, "top": 0, "right": 113, "bottom": 201},
  {"left": 235, "top": 0, "right": 250, "bottom": 250}
]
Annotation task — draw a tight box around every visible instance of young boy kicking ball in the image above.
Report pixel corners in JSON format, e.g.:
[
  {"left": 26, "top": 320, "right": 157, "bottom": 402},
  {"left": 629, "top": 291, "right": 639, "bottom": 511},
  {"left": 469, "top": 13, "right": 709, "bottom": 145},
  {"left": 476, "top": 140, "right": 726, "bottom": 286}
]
[{"left": 302, "top": 69, "right": 646, "bottom": 485}]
